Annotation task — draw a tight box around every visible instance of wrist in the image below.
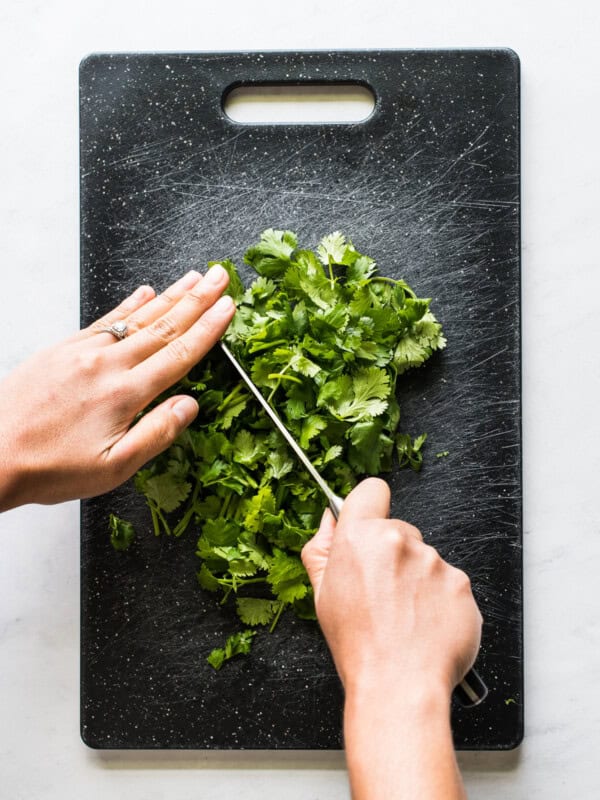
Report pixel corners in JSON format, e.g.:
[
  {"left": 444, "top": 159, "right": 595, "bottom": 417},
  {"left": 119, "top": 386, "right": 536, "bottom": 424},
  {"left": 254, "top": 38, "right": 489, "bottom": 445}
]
[
  {"left": 344, "top": 670, "right": 451, "bottom": 741},
  {"left": 344, "top": 668, "right": 452, "bottom": 726}
]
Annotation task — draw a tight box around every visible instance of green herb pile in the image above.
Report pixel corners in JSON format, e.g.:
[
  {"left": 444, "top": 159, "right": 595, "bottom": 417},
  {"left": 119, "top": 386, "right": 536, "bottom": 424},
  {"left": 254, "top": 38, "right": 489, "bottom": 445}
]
[{"left": 112, "top": 230, "right": 446, "bottom": 669}]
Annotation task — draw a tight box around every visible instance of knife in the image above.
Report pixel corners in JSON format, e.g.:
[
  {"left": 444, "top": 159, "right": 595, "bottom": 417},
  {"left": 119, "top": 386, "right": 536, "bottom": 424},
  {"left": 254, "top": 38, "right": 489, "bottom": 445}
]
[
  {"left": 219, "top": 340, "right": 344, "bottom": 519},
  {"left": 217, "top": 339, "right": 487, "bottom": 708}
]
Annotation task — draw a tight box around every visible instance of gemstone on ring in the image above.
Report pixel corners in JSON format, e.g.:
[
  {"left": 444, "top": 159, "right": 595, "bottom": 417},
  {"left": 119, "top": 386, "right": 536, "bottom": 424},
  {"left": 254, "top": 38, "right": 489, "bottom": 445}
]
[{"left": 101, "top": 320, "right": 128, "bottom": 340}]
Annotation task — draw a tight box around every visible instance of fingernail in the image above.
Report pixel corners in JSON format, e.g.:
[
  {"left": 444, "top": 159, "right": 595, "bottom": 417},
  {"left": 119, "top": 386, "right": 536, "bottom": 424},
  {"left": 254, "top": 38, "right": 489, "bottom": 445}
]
[
  {"left": 181, "top": 270, "right": 201, "bottom": 289},
  {"left": 172, "top": 396, "right": 199, "bottom": 426},
  {"left": 212, "top": 295, "right": 235, "bottom": 315},
  {"left": 205, "top": 264, "right": 226, "bottom": 284}
]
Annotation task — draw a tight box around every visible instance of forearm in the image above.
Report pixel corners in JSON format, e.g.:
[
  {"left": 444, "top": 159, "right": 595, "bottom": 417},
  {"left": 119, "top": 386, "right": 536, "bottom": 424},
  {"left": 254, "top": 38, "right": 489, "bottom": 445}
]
[
  {"left": 0, "top": 432, "right": 21, "bottom": 512},
  {"left": 343, "top": 677, "right": 466, "bottom": 800}
]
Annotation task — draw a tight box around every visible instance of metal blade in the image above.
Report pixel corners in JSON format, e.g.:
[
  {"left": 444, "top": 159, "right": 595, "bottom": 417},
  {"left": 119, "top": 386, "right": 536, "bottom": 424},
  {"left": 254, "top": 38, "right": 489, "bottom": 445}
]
[{"left": 219, "top": 341, "right": 344, "bottom": 519}]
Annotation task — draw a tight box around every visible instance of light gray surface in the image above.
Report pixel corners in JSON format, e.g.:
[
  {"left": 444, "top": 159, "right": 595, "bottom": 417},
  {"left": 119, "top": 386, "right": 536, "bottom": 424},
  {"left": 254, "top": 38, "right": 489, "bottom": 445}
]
[{"left": 1, "top": 0, "right": 599, "bottom": 797}]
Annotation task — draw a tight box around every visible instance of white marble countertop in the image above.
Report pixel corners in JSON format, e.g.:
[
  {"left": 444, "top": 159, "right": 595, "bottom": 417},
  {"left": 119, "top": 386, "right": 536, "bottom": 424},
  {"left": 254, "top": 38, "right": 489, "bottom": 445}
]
[{"left": 1, "top": 1, "right": 599, "bottom": 797}]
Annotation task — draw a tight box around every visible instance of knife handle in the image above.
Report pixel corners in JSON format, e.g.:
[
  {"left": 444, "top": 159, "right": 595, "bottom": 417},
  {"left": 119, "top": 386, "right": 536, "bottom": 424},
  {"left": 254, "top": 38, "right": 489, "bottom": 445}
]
[
  {"left": 328, "top": 494, "right": 345, "bottom": 520},
  {"left": 454, "top": 667, "right": 488, "bottom": 707},
  {"left": 327, "top": 496, "right": 488, "bottom": 708}
]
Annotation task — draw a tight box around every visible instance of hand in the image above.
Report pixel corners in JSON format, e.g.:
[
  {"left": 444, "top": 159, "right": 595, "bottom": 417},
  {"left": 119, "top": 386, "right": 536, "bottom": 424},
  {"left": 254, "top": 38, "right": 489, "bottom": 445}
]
[
  {"left": 0, "top": 265, "right": 235, "bottom": 511},
  {"left": 302, "top": 478, "right": 482, "bottom": 800},
  {"left": 301, "top": 477, "right": 482, "bottom": 697}
]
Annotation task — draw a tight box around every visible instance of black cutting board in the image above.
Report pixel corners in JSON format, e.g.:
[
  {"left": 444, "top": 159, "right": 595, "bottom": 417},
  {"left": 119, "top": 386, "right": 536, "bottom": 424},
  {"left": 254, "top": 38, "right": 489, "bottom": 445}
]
[{"left": 80, "top": 49, "right": 522, "bottom": 750}]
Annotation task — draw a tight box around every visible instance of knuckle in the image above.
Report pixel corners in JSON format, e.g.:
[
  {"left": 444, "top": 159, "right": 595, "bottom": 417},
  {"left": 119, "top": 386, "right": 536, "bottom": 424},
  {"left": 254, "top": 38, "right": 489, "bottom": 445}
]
[
  {"left": 187, "top": 285, "right": 209, "bottom": 306},
  {"left": 105, "top": 379, "right": 135, "bottom": 416},
  {"left": 154, "top": 412, "right": 178, "bottom": 447},
  {"left": 196, "top": 312, "right": 222, "bottom": 340},
  {"left": 421, "top": 543, "right": 442, "bottom": 570},
  {"left": 380, "top": 521, "right": 405, "bottom": 550},
  {"left": 165, "top": 336, "right": 192, "bottom": 365},
  {"left": 125, "top": 312, "right": 144, "bottom": 331},
  {"left": 75, "top": 348, "right": 105, "bottom": 376},
  {"left": 101, "top": 446, "right": 129, "bottom": 485},
  {"left": 300, "top": 540, "right": 314, "bottom": 565},
  {"left": 401, "top": 521, "right": 423, "bottom": 541},
  {"left": 454, "top": 568, "right": 473, "bottom": 592},
  {"left": 149, "top": 315, "right": 178, "bottom": 342},
  {"left": 158, "top": 288, "right": 176, "bottom": 305}
]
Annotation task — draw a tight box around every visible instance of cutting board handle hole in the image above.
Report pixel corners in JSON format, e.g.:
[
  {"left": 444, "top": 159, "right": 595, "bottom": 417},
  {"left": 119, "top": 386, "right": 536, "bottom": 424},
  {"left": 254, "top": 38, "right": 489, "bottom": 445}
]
[{"left": 222, "top": 82, "right": 376, "bottom": 124}]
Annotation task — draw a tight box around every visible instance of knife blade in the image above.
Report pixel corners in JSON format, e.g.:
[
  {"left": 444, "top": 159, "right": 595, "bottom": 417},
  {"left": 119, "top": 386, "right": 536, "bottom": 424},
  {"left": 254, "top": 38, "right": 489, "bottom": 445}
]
[{"left": 219, "top": 340, "right": 344, "bottom": 519}]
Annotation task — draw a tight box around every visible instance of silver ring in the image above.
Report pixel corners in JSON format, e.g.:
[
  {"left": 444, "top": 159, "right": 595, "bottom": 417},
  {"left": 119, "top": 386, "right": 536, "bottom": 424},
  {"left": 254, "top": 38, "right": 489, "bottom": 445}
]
[{"left": 101, "top": 321, "right": 128, "bottom": 340}]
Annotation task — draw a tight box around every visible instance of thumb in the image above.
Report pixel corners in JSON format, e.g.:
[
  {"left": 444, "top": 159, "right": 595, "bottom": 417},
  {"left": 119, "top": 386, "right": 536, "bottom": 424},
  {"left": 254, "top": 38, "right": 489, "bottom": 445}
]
[
  {"left": 301, "top": 508, "right": 337, "bottom": 604},
  {"left": 338, "top": 477, "right": 391, "bottom": 522},
  {"left": 108, "top": 395, "right": 199, "bottom": 479}
]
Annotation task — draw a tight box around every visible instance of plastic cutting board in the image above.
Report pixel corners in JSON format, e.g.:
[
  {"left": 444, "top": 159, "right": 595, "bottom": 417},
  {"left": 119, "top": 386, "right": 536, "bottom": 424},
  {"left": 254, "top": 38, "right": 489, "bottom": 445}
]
[{"left": 80, "top": 49, "right": 522, "bottom": 750}]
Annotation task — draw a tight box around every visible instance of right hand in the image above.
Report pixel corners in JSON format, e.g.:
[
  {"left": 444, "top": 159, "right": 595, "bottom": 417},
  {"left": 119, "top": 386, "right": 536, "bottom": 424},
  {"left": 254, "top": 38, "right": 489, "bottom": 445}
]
[{"left": 301, "top": 478, "right": 483, "bottom": 698}]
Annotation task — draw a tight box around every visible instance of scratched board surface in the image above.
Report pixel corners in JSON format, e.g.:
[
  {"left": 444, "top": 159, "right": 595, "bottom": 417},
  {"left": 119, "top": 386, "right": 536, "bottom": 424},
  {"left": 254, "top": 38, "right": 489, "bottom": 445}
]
[{"left": 80, "top": 50, "right": 522, "bottom": 749}]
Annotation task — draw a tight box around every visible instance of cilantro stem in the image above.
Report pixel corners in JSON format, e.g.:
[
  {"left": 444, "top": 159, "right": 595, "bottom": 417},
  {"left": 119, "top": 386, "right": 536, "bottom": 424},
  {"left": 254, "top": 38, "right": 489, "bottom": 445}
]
[
  {"left": 220, "top": 586, "right": 233, "bottom": 605},
  {"left": 218, "top": 576, "right": 268, "bottom": 587},
  {"left": 148, "top": 501, "right": 172, "bottom": 537},
  {"left": 173, "top": 480, "right": 201, "bottom": 538},
  {"left": 247, "top": 338, "right": 288, "bottom": 353},
  {"left": 267, "top": 373, "right": 302, "bottom": 385},
  {"left": 269, "top": 601, "right": 285, "bottom": 633},
  {"left": 266, "top": 361, "right": 297, "bottom": 403},
  {"left": 220, "top": 492, "right": 233, "bottom": 518},
  {"left": 217, "top": 382, "right": 246, "bottom": 412},
  {"left": 154, "top": 503, "right": 172, "bottom": 536},
  {"left": 149, "top": 504, "right": 161, "bottom": 537}
]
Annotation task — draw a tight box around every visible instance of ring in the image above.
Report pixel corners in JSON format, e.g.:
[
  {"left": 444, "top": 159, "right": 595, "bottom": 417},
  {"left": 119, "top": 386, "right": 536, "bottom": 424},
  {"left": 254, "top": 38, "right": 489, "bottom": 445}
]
[{"left": 101, "top": 321, "right": 128, "bottom": 340}]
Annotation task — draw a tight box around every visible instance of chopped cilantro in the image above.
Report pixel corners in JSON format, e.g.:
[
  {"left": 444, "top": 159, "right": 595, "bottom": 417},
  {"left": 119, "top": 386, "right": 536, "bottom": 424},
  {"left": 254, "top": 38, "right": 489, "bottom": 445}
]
[
  {"left": 109, "top": 513, "right": 135, "bottom": 551},
  {"left": 207, "top": 629, "right": 256, "bottom": 670},
  {"left": 124, "top": 230, "right": 446, "bottom": 667}
]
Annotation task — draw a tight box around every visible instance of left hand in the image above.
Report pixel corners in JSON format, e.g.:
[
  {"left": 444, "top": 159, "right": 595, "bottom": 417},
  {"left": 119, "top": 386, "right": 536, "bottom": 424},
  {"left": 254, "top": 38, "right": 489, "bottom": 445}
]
[{"left": 0, "top": 264, "right": 234, "bottom": 511}]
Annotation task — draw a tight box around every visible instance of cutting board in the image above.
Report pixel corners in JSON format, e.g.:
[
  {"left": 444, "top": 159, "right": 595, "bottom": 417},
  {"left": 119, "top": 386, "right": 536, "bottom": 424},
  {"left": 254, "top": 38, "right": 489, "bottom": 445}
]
[{"left": 80, "top": 49, "right": 522, "bottom": 750}]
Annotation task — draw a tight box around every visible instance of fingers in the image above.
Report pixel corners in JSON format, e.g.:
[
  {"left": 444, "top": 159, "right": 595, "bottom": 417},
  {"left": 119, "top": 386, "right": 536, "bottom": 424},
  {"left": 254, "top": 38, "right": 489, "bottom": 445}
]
[
  {"left": 118, "top": 264, "right": 230, "bottom": 366},
  {"left": 302, "top": 508, "right": 337, "bottom": 603},
  {"left": 122, "top": 269, "right": 202, "bottom": 334},
  {"left": 106, "top": 394, "right": 199, "bottom": 479},
  {"left": 339, "top": 477, "right": 391, "bottom": 521},
  {"left": 82, "top": 284, "right": 156, "bottom": 340},
  {"left": 130, "top": 292, "right": 236, "bottom": 401}
]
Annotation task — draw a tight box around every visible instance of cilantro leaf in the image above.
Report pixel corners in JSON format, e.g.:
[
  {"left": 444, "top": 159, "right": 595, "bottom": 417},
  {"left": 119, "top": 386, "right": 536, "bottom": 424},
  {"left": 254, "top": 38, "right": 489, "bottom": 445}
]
[
  {"left": 135, "top": 471, "right": 191, "bottom": 513},
  {"left": 318, "top": 367, "right": 390, "bottom": 422},
  {"left": 267, "top": 549, "right": 309, "bottom": 603},
  {"left": 317, "top": 231, "right": 348, "bottom": 265},
  {"left": 244, "top": 229, "right": 297, "bottom": 277},
  {"left": 236, "top": 597, "right": 281, "bottom": 626}
]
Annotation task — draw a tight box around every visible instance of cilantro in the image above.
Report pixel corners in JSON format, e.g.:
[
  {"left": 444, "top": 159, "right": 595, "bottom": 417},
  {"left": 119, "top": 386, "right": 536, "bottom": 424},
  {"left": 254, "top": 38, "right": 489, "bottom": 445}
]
[
  {"left": 207, "top": 629, "right": 256, "bottom": 670},
  {"left": 134, "top": 471, "right": 191, "bottom": 513},
  {"left": 124, "top": 230, "right": 446, "bottom": 668},
  {"left": 396, "top": 432, "right": 428, "bottom": 471},
  {"left": 236, "top": 597, "right": 281, "bottom": 626},
  {"left": 109, "top": 513, "right": 135, "bottom": 551}
]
